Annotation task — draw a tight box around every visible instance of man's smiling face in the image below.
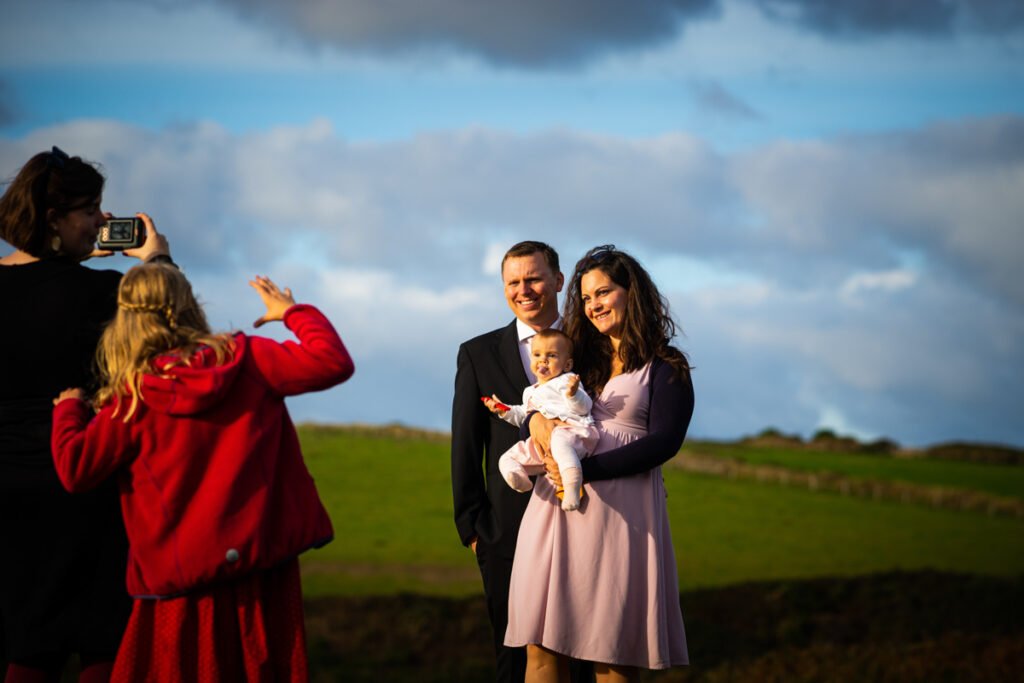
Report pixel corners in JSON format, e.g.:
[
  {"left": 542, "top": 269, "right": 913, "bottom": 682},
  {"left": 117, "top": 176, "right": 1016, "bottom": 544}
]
[{"left": 502, "top": 252, "right": 563, "bottom": 331}]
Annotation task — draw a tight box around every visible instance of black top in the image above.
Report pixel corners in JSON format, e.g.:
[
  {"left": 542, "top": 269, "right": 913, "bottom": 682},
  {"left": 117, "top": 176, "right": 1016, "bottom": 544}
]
[{"left": 0, "top": 257, "right": 131, "bottom": 661}]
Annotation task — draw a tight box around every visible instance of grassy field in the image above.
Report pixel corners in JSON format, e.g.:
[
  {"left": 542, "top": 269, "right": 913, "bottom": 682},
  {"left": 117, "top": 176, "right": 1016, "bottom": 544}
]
[
  {"left": 28, "top": 424, "right": 1023, "bottom": 682},
  {"left": 684, "top": 440, "right": 1024, "bottom": 499},
  {"left": 296, "top": 424, "right": 1024, "bottom": 597}
]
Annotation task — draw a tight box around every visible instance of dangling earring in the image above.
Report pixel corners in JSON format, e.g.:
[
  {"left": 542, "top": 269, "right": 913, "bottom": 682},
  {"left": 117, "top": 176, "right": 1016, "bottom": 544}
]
[{"left": 50, "top": 226, "right": 62, "bottom": 253}]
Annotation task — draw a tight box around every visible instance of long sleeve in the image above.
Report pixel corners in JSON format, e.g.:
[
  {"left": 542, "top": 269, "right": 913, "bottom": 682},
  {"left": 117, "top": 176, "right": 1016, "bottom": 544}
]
[
  {"left": 580, "top": 362, "right": 694, "bottom": 482},
  {"left": 51, "top": 399, "right": 137, "bottom": 493},
  {"left": 247, "top": 304, "right": 355, "bottom": 395},
  {"left": 500, "top": 402, "right": 529, "bottom": 428},
  {"left": 563, "top": 380, "right": 593, "bottom": 418}
]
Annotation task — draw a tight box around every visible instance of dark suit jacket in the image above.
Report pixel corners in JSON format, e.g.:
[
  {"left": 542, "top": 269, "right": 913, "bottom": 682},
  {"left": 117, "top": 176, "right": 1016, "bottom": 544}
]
[{"left": 451, "top": 320, "right": 533, "bottom": 559}]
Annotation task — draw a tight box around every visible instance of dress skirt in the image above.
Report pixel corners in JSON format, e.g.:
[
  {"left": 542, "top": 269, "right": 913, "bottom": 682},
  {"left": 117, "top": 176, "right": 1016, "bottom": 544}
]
[
  {"left": 504, "top": 365, "right": 688, "bottom": 669},
  {"left": 111, "top": 559, "right": 308, "bottom": 682}
]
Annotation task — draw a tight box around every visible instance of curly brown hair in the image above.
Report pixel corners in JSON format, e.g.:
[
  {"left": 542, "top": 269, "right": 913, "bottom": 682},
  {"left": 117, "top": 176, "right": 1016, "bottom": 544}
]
[{"left": 563, "top": 245, "right": 690, "bottom": 393}]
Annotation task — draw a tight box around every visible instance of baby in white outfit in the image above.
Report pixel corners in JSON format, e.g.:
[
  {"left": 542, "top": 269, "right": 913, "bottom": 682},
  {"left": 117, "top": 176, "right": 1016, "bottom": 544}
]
[{"left": 483, "top": 329, "right": 599, "bottom": 511}]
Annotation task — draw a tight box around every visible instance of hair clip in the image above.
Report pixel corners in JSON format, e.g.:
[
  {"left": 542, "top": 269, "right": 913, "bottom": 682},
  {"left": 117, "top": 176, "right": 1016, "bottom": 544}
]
[{"left": 47, "top": 146, "right": 70, "bottom": 170}]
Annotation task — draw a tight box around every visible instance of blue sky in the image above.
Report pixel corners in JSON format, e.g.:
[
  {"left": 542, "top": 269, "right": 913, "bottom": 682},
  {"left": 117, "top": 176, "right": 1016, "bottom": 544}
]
[{"left": 2, "top": 0, "right": 1023, "bottom": 447}]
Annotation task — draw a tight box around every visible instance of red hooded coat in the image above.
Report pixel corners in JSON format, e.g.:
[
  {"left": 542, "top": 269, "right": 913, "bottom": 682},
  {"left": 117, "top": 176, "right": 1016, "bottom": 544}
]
[{"left": 51, "top": 304, "right": 354, "bottom": 598}]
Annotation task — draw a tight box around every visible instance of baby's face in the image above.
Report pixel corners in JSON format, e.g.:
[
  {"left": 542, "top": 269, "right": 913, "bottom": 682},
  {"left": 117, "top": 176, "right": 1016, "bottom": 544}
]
[{"left": 530, "top": 335, "right": 572, "bottom": 383}]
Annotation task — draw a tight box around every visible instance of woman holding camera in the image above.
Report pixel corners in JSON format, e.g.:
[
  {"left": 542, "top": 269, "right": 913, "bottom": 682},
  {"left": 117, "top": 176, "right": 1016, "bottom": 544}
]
[{"left": 0, "top": 147, "right": 170, "bottom": 682}]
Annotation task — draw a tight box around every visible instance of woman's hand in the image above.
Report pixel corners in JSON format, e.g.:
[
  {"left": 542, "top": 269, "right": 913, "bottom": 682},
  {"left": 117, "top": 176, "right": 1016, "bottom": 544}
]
[
  {"left": 249, "top": 275, "right": 296, "bottom": 328},
  {"left": 124, "top": 212, "right": 171, "bottom": 263},
  {"left": 529, "top": 413, "right": 569, "bottom": 486},
  {"left": 53, "top": 388, "right": 85, "bottom": 406},
  {"left": 540, "top": 448, "right": 563, "bottom": 490}
]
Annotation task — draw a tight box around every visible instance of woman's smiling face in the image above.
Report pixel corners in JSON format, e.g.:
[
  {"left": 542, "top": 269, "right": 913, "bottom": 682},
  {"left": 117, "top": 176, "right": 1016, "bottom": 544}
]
[{"left": 581, "top": 267, "right": 627, "bottom": 342}]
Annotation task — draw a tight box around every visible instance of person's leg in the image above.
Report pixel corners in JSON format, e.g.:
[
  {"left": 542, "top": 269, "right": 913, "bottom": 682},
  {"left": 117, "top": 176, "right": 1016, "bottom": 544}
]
[
  {"left": 476, "top": 542, "right": 526, "bottom": 683},
  {"left": 525, "top": 644, "right": 569, "bottom": 683},
  {"left": 593, "top": 663, "right": 639, "bottom": 683},
  {"left": 499, "top": 448, "right": 535, "bottom": 493},
  {"left": 549, "top": 430, "right": 584, "bottom": 511}
]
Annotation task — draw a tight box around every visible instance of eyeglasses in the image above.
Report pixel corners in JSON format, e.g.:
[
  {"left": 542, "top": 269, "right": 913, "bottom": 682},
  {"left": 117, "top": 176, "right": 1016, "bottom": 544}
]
[{"left": 46, "top": 146, "right": 69, "bottom": 170}]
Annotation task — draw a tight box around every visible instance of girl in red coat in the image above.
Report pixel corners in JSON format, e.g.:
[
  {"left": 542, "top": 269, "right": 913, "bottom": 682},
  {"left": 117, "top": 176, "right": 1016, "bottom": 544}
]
[{"left": 50, "top": 262, "right": 355, "bottom": 681}]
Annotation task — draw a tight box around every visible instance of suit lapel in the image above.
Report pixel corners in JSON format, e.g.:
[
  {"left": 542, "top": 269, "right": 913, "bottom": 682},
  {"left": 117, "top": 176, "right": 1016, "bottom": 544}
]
[{"left": 495, "top": 320, "right": 530, "bottom": 392}]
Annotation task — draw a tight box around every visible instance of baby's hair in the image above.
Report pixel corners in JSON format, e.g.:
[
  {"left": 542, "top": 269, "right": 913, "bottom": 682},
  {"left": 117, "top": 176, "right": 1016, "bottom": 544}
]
[
  {"left": 533, "top": 328, "right": 574, "bottom": 356},
  {"left": 94, "top": 262, "right": 235, "bottom": 420}
]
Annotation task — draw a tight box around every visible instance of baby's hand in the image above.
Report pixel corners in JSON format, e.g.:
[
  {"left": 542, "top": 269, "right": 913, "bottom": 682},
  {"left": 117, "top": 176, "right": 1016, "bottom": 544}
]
[
  {"left": 481, "top": 395, "right": 509, "bottom": 415},
  {"left": 54, "top": 388, "right": 85, "bottom": 406},
  {"left": 565, "top": 373, "right": 580, "bottom": 397},
  {"left": 250, "top": 275, "right": 296, "bottom": 328}
]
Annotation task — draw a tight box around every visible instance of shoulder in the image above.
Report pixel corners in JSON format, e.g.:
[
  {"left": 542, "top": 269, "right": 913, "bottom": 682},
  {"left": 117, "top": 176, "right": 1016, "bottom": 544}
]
[
  {"left": 64, "top": 261, "right": 123, "bottom": 294},
  {"left": 459, "top": 320, "right": 515, "bottom": 354},
  {"left": 650, "top": 348, "right": 692, "bottom": 387}
]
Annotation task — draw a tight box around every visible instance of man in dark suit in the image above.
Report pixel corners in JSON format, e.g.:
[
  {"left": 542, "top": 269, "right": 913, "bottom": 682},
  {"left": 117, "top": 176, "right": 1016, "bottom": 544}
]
[{"left": 451, "top": 241, "right": 563, "bottom": 683}]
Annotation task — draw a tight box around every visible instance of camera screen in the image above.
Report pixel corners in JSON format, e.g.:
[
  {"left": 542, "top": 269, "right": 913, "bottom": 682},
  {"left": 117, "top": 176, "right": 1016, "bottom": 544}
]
[{"left": 109, "top": 221, "right": 133, "bottom": 239}]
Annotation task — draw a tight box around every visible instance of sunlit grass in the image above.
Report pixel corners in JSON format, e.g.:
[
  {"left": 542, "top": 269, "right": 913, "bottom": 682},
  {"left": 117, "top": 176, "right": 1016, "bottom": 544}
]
[{"left": 296, "top": 426, "right": 1024, "bottom": 597}]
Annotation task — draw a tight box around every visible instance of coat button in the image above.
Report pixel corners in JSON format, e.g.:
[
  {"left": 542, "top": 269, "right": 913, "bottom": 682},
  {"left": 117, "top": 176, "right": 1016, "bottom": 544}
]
[{"left": 225, "top": 548, "right": 240, "bottom": 563}]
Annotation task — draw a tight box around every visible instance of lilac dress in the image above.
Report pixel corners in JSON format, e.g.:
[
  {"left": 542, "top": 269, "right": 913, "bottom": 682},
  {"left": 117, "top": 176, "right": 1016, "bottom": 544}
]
[{"left": 504, "top": 363, "right": 689, "bottom": 669}]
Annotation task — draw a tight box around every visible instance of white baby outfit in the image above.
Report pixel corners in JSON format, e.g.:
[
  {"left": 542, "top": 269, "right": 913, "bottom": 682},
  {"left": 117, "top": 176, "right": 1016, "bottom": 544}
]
[{"left": 497, "top": 373, "right": 600, "bottom": 511}]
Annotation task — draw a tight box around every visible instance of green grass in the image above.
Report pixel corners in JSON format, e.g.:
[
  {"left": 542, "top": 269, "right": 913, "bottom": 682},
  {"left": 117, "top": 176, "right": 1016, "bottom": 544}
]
[
  {"left": 667, "top": 469, "right": 1024, "bottom": 589},
  {"left": 296, "top": 426, "right": 1024, "bottom": 597},
  {"left": 686, "top": 441, "right": 1024, "bottom": 500}
]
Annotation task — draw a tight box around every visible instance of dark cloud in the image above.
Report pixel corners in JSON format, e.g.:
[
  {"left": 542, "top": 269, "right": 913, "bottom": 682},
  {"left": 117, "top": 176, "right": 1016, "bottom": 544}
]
[
  {"left": 692, "top": 82, "right": 762, "bottom": 120},
  {"left": 0, "top": 80, "right": 18, "bottom": 128},
  {"left": 206, "top": 0, "right": 719, "bottom": 67},
  {"left": 752, "top": 0, "right": 1024, "bottom": 37}
]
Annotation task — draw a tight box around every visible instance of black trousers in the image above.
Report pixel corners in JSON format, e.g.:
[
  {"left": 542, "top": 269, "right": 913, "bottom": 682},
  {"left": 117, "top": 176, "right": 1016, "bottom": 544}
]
[
  {"left": 475, "top": 541, "right": 594, "bottom": 683},
  {"left": 476, "top": 540, "right": 525, "bottom": 683}
]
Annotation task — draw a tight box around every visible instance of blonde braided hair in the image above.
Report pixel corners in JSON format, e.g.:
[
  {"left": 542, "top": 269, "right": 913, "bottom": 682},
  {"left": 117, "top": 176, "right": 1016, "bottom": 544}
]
[
  {"left": 95, "top": 262, "right": 235, "bottom": 420},
  {"left": 117, "top": 299, "right": 179, "bottom": 330}
]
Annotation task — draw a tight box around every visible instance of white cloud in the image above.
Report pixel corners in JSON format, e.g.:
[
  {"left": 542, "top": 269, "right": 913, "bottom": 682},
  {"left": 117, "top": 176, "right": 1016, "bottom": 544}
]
[
  {"left": 3, "top": 115, "right": 1021, "bottom": 446},
  {"left": 840, "top": 268, "right": 917, "bottom": 302}
]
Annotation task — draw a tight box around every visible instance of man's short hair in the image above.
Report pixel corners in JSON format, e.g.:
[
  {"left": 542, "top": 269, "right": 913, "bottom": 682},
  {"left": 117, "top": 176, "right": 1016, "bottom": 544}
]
[{"left": 501, "top": 240, "right": 560, "bottom": 276}]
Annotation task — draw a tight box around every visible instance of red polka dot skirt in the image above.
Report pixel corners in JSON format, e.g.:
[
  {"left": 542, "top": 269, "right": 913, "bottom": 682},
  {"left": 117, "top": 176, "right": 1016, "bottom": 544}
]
[{"left": 111, "top": 559, "right": 308, "bottom": 682}]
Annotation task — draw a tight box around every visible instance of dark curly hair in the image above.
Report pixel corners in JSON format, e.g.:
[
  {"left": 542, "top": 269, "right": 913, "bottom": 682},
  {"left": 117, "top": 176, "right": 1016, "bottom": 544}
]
[{"left": 563, "top": 245, "right": 691, "bottom": 393}]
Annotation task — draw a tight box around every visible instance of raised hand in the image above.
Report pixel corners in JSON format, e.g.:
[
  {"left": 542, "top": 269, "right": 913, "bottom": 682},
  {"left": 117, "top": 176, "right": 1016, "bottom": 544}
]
[
  {"left": 249, "top": 275, "right": 296, "bottom": 328},
  {"left": 565, "top": 373, "right": 580, "bottom": 397}
]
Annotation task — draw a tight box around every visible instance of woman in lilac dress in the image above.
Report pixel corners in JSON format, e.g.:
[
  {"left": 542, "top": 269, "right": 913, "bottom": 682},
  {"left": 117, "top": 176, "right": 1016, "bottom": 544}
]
[{"left": 505, "top": 245, "right": 694, "bottom": 683}]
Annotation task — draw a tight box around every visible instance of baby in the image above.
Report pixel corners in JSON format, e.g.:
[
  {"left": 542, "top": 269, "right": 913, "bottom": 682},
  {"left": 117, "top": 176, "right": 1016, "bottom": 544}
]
[{"left": 483, "top": 329, "right": 599, "bottom": 511}]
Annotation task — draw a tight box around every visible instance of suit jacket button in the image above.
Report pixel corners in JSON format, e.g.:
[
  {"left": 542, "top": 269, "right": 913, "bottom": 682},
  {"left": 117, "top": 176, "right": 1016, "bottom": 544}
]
[{"left": 226, "top": 548, "right": 240, "bottom": 563}]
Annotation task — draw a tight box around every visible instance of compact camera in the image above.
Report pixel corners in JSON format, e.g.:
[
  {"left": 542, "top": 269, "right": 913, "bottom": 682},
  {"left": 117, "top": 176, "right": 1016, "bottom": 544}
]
[{"left": 97, "top": 217, "right": 144, "bottom": 251}]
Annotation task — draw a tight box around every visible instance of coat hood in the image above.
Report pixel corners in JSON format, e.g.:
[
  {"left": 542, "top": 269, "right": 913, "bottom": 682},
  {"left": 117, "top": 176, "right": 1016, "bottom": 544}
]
[{"left": 139, "top": 334, "right": 248, "bottom": 416}]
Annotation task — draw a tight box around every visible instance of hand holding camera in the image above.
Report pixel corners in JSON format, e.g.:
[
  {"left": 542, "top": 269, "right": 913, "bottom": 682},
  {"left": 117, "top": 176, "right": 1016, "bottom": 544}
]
[
  {"left": 97, "top": 216, "right": 145, "bottom": 251},
  {"left": 93, "top": 212, "right": 170, "bottom": 263}
]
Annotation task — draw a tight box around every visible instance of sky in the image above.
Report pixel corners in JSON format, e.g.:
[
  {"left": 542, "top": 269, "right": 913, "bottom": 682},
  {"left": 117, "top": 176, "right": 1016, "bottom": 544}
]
[{"left": 2, "top": 0, "right": 1023, "bottom": 448}]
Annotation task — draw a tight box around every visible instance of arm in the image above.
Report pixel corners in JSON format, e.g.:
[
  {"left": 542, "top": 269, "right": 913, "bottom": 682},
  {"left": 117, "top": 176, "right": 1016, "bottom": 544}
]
[
  {"left": 451, "top": 344, "right": 487, "bottom": 548},
  {"left": 51, "top": 394, "right": 137, "bottom": 493},
  {"left": 482, "top": 395, "right": 527, "bottom": 427},
  {"left": 563, "top": 376, "right": 593, "bottom": 418},
  {"left": 580, "top": 364, "right": 694, "bottom": 482},
  {"left": 246, "top": 275, "right": 354, "bottom": 394}
]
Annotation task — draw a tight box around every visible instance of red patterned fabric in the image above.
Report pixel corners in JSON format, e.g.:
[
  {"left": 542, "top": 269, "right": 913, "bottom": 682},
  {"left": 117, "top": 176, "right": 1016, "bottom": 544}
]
[{"left": 111, "top": 560, "right": 308, "bottom": 682}]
